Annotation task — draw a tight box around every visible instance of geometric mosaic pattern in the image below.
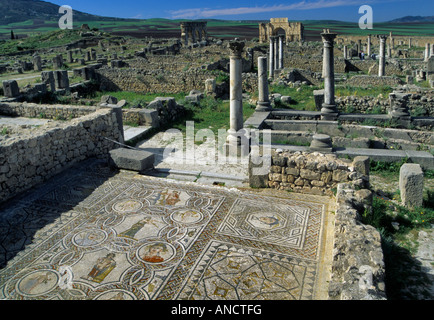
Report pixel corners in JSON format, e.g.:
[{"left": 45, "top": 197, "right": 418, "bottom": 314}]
[{"left": 0, "top": 159, "right": 331, "bottom": 300}]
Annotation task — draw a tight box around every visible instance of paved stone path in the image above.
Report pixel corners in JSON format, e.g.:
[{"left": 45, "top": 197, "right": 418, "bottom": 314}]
[{"left": 0, "top": 159, "right": 334, "bottom": 300}]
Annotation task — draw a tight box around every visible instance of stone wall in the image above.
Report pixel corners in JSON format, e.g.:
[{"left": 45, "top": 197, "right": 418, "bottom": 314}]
[
  {"left": 0, "top": 107, "right": 122, "bottom": 203},
  {"left": 328, "top": 182, "right": 387, "bottom": 300},
  {"left": 0, "top": 102, "right": 98, "bottom": 119},
  {"left": 265, "top": 151, "right": 369, "bottom": 196},
  {"left": 342, "top": 75, "right": 404, "bottom": 87},
  {"left": 336, "top": 91, "right": 434, "bottom": 117}
]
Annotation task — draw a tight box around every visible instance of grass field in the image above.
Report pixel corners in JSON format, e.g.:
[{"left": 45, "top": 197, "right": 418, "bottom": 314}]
[{"left": 2, "top": 18, "right": 433, "bottom": 42}]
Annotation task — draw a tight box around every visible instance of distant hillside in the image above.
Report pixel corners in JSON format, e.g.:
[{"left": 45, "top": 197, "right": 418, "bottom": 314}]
[
  {"left": 388, "top": 16, "right": 434, "bottom": 23},
  {"left": 0, "top": 0, "right": 133, "bottom": 25}
]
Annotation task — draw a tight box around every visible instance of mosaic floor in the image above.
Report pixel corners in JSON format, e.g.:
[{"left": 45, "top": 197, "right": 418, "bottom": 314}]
[{"left": 0, "top": 159, "right": 334, "bottom": 300}]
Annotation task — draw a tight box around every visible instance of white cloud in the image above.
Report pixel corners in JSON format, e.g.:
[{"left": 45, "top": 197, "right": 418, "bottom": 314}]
[{"left": 169, "top": 0, "right": 378, "bottom": 19}]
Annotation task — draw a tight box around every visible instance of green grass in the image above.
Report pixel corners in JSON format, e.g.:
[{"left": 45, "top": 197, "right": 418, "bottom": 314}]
[
  {"left": 0, "top": 29, "right": 82, "bottom": 54},
  {"left": 270, "top": 84, "right": 319, "bottom": 111},
  {"left": 172, "top": 96, "right": 256, "bottom": 136},
  {"left": 362, "top": 193, "right": 434, "bottom": 299}
]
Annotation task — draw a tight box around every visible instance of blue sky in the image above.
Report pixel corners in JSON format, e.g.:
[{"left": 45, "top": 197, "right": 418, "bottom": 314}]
[{"left": 49, "top": 0, "right": 434, "bottom": 22}]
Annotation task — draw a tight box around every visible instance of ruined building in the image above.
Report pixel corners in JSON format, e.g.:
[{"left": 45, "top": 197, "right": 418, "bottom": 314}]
[{"left": 259, "top": 18, "right": 304, "bottom": 43}]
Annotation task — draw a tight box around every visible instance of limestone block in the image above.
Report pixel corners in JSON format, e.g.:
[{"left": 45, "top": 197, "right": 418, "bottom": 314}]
[
  {"left": 399, "top": 163, "right": 424, "bottom": 208},
  {"left": 109, "top": 148, "right": 154, "bottom": 172},
  {"left": 353, "top": 156, "right": 370, "bottom": 176},
  {"left": 2, "top": 80, "right": 20, "bottom": 97}
]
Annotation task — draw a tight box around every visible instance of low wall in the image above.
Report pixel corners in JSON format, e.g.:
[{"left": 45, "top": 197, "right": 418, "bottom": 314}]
[
  {"left": 328, "top": 182, "right": 387, "bottom": 300},
  {"left": 0, "top": 107, "right": 122, "bottom": 203},
  {"left": 336, "top": 92, "right": 434, "bottom": 117},
  {"left": 0, "top": 102, "right": 98, "bottom": 119},
  {"left": 250, "top": 150, "right": 370, "bottom": 196}
]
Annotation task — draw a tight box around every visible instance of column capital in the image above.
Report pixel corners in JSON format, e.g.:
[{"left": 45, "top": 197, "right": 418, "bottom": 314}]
[
  {"left": 320, "top": 32, "right": 337, "bottom": 46},
  {"left": 229, "top": 41, "right": 245, "bottom": 58},
  {"left": 378, "top": 35, "right": 388, "bottom": 42}
]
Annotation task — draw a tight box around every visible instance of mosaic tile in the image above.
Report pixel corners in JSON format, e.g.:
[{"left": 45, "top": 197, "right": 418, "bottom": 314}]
[{"left": 0, "top": 160, "right": 332, "bottom": 300}]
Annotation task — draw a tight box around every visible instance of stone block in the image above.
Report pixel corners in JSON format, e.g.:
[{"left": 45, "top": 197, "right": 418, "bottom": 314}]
[
  {"left": 353, "top": 156, "right": 370, "bottom": 176},
  {"left": 2, "top": 80, "right": 20, "bottom": 97},
  {"left": 109, "top": 148, "right": 154, "bottom": 172},
  {"left": 399, "top": 163, "right": 424, "bottom": 208},
  {"left": 313, "top": 89, "right": 324, "bottom": 111},
  {"left": 249, "top": 154, "right": 271, "bottom": 188},
  {"left": 139, "top": 109, "right": 160, "bottom": 127}
]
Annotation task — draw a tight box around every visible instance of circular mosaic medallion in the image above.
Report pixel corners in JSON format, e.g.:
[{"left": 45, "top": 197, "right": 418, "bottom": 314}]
[
  {"left": 171, "top": 209, "right": 203, "bottom": 225},
  {"left": 137, "top": 242, "right": 176, "bottom": 265},
  {"left": 112, "top": 199, "right": 143, "bottom": 213},
  {"left": 16, "top": 270, "right": 59, "bottom": 297},
  {"left": 73, "top": 229, "right": 108, "bottom": 248}
]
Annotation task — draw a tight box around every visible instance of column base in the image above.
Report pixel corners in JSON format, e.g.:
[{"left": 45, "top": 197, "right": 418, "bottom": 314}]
[
  {"left": 310, "top": 134, "right": 333, "bottom": 153},
  {"left": 320, "top": 103, "right": 339, "bottom": 121},
  {"left": 255, "top": 101, "right": 272, "bottom": 112}
]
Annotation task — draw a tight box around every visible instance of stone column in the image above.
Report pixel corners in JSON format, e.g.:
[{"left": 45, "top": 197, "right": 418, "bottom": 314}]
[
  {"left": 425, "top": 43, "right": 430, "bottom": 61},
  {"left": 256, "top": 56, "right": 271, "bottom": 112},
  {"left": 226, "top": 41, "right": 245, "bottom": 147},
  {"left": 269, "top": 36, "right": 275, "bottom": 78},
  {"left": 358, "top": 39, "right": 362, "bottom": 55},
  {"left": 367, "top": 35, "right": 371, "bottom": 56},
  {"left": 378, "top": 35, "right": 387, "bottom": 77},
  {"left": 320, "top": 31, "right": 339, "bottom": 121},
  {"left": 387, "top": 44, "right": 392, "bottom": 58},
  {"left": 343, "top": 45, "right": 347, "bottom": 59},
  {"left": 274, "top": 37, "right": 278, "bottom": 71},
  {"left": 278, "top": 35, "right": 284, "bottom": 69},
  {"left": 408, "top": 38, "right": 412, "bottom": 48},
  {"left": 431, "top": 44, "right": 434, "bottom": 57}
]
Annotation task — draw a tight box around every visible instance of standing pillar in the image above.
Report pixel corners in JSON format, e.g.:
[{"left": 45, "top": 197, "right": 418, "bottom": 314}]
[
  {"left": 367, "top": 35, "right": 371, "bottom": 56},
  {"left": 343, "top": 45, "right": 348, "bottom": 59},
  {"left": 226, "top": 41, "right": 245, "bottom": 148},
  {"left": 320, "top": 31, "right": 339, "bottom": 121},
  {"left": 430, "top": 44, "right": 434, "bottom": 57},
  {"left": 425, "top": 43, "right": 430, "bottom": 61},
  {"left": 256, "top": 56, "right": 271, "bottom": 112},
  {"left": 67, "top": 50, "right": 73, "bottom": 63},
  {"left": 408, "top": 38, "right": 412, "bottom": 49},
  {"left": 274, "top": 37, "right": 278, "bottom": 71},
  {"left": 269, "top": 36, "right": 275, "bottom": 78},
  {"left": 378, "top": 35, "right": 387, "bottom": 77},
  {"left": 278, "top": 35, "right": 284, "bottom": 69},
  {"left": 358, "top": 39, "right": 362, "bottom": 56}
]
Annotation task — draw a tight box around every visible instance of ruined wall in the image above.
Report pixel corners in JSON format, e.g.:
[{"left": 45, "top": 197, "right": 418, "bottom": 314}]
[
  {"left": 0, "top": 102, "right": 98, "bottom": 119},
  {"left": 266, "top": 151, "right": 369, "bottom": 196},
  {"left": 0, "top": 107, "right": 122, "bottom": 203},
  {"left": 336, "top": 91, "right": 434, "bottom": 117},
  {"left": 328, "top": 182, "right": 386, "bottom": 300}
]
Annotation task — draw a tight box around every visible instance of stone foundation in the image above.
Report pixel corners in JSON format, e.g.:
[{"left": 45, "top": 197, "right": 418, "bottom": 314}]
[{"left": 328, "top": 182, "right": 387, "bottom": 300}]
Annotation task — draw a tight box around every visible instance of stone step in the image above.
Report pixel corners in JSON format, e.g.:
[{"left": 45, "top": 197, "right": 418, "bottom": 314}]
[
  {"left": 123, "top": 125, "right": 152, "bottom": 142},
  {"left": 145, "top": 168, "right": 248, "bottom": 187}
]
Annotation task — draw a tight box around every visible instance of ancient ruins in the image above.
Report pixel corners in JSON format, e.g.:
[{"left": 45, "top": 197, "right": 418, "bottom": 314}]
[{"left": 0, "top": 14, "right": 433, "bottom": 302}]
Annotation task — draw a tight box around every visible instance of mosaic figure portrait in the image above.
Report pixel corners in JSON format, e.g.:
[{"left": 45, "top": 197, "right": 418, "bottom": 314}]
[{"left": 84, "top": 253, "right": 117, "bottom": 283}]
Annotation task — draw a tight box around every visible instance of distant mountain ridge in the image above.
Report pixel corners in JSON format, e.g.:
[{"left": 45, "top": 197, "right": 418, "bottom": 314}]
[
  {"left": 0, "top": 0, "right": 133, "bottom": 25},
  {"left": 388, "top": 16, "right": 434, "bottom": 23}
]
